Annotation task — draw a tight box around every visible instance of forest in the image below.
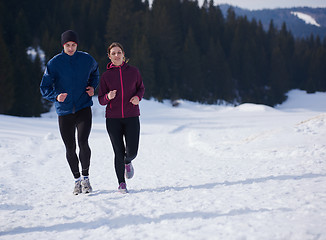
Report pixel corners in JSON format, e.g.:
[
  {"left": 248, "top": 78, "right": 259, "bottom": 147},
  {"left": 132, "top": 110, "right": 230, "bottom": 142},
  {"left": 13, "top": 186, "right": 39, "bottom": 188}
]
[{"left": 0, "top": 0, "right": 325, "bottom": 116}]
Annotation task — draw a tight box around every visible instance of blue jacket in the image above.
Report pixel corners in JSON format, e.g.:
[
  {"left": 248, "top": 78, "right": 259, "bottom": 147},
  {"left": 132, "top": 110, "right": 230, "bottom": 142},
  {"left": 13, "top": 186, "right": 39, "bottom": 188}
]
[{"left": 40, "top": 50, "right": 99, "bottom": 116}]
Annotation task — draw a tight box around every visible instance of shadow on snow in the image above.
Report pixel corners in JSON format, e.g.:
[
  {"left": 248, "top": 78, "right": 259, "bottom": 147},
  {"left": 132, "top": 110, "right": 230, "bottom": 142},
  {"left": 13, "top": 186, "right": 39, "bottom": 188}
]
[{"left": 1, "top": 172, "right": 324, "bottom": 236}]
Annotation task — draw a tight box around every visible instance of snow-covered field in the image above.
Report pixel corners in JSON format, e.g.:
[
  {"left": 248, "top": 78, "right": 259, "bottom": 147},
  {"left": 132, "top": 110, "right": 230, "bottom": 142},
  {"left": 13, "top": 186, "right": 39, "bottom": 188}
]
[{"left": 1, "top": 89, "right": 326, "bottom": 240}]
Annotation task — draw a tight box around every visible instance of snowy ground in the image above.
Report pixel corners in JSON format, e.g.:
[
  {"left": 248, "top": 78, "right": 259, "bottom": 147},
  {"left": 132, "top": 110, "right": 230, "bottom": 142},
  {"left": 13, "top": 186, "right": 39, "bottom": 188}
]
[{"left": 0, "top": 89, "right": 326, "bottom": 240}]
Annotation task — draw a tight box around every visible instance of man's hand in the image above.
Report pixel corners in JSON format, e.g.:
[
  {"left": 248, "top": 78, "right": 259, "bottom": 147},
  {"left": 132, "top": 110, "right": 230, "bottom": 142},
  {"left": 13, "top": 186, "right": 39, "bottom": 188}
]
[
  {"left": 86, "top": 86, "right": 94, "bottom": 96},
  {"left": 57, "top": 93, "right": 68, "bottom": 102}
]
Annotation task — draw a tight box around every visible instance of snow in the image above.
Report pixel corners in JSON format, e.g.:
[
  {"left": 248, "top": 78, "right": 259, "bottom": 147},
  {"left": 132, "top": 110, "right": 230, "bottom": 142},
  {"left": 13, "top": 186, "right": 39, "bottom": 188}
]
[
  {"left": 207, "top": 0, "right": 326, "bottom": 10},
  {"left": 26, "top": 46, "right": 46, "bottom": 70},
  {"left": 291, "top": 11, "right": 321, "bottom": 27},
  {"left": 146, "top": 0, "right": 326, "bottom": 10},
  {"left": 1, "top": 89, "right": 326, "bottom": 239}
]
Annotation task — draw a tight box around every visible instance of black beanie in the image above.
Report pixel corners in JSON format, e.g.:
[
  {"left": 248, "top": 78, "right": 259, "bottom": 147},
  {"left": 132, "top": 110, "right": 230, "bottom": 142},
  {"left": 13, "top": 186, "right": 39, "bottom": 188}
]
[{"left": 61, "top": 30, "right": 79, "bottom": 46}]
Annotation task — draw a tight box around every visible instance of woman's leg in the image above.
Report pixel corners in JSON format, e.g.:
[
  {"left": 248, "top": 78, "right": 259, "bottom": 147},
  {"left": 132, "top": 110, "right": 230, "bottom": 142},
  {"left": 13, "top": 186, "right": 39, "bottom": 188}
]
[
  {"left": 106, "top": 118, "right": 126, "bottom": 184},
  {"left": 124, "top": 117, "right": 140, "bottom": 164}
]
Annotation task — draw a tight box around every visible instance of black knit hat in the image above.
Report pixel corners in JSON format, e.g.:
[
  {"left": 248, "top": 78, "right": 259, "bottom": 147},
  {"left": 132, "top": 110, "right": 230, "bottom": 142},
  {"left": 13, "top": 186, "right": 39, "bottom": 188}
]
[{"left": 61, "top": 30, "right": 79, "bottom": 46}]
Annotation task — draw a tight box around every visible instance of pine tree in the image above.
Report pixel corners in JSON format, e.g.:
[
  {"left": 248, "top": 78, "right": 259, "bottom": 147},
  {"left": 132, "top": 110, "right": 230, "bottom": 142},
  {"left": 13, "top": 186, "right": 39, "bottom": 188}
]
[
  {"left": 105, "top": 0, "right": 141, "bottom": 52},
  {"left": 203, "top": 38, "right": 233, "bottom": 103},
  {"left": 293, "top": 38, "right": 310, "bottom": 90},
  {"left": 130, "top": 35, "right": 155, "bottom": 99},
  {"left": 9, "top": 9, "right": 30, "bottom": 116},
  {"left": 224, "top": 7, "right": 237, "bottom": 57},
  {"left": 278, "top": 22, "right": 295, "bottom": 89},
  {"left": 267, "top": 46, "right": 289, "bottom": 105},
  {"left": 306, "top": 37, "right": 326, "bottom": 92},
  {"left": 0, "top": 28, "right": 14, "bottom": 114},
  {"left": 255, "top": 20, "right": 269, "bottom": 99},
  {"left": 181, "top": 27, "right": 201, "bottom": 101},
  {"left": 150, "top": 0, "right": 183, "bottom": 100},
  {"left": 180, "top": 0, "right": 201, "bottom": 42}
]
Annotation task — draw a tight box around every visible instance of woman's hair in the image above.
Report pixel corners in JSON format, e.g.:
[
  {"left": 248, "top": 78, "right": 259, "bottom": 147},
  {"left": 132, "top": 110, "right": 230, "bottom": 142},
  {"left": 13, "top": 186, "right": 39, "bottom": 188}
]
[
  {"left": 107, "top": 42, "right": 129, "bottom": 63},
  {"left": 107, "top": 42, "right": 124, "bottom": 54}
]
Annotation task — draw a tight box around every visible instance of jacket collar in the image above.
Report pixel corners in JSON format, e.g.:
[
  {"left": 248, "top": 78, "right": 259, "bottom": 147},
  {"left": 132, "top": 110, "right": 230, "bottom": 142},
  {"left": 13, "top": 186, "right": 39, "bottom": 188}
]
[
  {"left": 61, "top": 50, "right": 78, "bottom": 59},
  {"left": 107, "top": 61, "right": 126, "bottom": 70}
]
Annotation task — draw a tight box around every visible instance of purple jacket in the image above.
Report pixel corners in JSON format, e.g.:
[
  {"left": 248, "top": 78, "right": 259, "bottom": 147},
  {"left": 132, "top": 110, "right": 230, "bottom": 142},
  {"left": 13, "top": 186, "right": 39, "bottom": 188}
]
[{"left": 98, "top": 62, "right": 145, "bottom": 118}]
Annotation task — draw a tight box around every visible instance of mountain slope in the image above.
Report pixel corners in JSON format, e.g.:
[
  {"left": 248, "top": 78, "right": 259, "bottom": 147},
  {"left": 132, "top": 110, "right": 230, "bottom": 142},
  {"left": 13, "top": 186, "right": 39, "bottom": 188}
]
[{"left": 219, "top": 5, "right": 326, "bottom": 38}]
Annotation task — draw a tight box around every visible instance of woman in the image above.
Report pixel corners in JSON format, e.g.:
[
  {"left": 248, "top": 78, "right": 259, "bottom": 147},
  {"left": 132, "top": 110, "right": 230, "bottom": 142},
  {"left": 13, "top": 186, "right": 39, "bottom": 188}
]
[
  {"left": 98, "top": 42, "right": 145, "bottom": 193},
  {"left": 40, "top": 30, "right": 99, "bottom": 195}
]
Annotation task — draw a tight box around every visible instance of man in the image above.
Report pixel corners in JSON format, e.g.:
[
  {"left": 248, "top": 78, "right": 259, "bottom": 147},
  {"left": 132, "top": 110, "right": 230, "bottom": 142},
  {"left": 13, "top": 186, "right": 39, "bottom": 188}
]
[{"left": 40, "top": 30, "right": 99, "bottom": 195}]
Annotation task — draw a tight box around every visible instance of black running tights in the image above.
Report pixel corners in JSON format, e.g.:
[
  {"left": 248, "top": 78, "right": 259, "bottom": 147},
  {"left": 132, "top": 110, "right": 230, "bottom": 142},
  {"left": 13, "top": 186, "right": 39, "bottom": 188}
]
[
  {"left": 58, "top": 107, "right": 92, "bottom": 179},
  {"left": 106, "top": 117, "right": 140, "bottom": 184}
]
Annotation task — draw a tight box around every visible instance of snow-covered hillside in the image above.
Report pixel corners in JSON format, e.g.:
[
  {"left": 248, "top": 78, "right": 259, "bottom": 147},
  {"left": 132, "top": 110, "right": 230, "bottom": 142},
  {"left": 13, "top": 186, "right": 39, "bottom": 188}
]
[
  {"left": 291, "top": 11, "right": 321, "bottom": 27},
  {"left": 0, "top": 89, "right": 325, "bottom": 239}
]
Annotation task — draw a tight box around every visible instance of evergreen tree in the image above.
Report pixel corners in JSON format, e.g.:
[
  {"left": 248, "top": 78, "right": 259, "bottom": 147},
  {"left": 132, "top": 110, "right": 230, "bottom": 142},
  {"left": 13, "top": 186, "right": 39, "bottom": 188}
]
[
  {"left": 306, "top": 37, "right": 326, "bottom": 92},
  {"left": 229, "top": 16, "right": 247, "bottom": 94},
  {"left": 9, "top": 9, "right": 43, "bottom": 116},
  {"left": 130, "top": 35, "right": 155, "bottom": 99},
  {"left": 206, "top": 0, "right": 224, "bottom": 43},
  {"left": 267, "top": 46, "right": 289, "bottom": 105},
  {"left": 105, "top": 0, "right": 143, "bottom": 52},
  {"left": 180, "top": 0, "right": 201, "bottom": 42},
  {"left": 181, "top": 27, "right": 201, "bottom": 101},
  {"left": 0, "top": 28, "right": 14, "bottom": 114},
  {"left": 254, "top": 20, "right": 269, "bottom": 100},
  {"left": 150, "top": 0, "right": 183, "bottom": 100},
  {"left": 278, "top": 22, "right": 295, "bottom": 89},
  {"left": 203, "top": 38, "right": 233, "bottom": 103},
  {"left": 241, "top": 39, "right": 258, "bottom": 103},
  {"left": 156, "top": 59, "right": 171, "bottom": 101},
  {"left": 224, "top": 7, "right": 237, "bottom": 57},
  {"left": 293, "top": 38, "right": 310, "bottom": 90}
]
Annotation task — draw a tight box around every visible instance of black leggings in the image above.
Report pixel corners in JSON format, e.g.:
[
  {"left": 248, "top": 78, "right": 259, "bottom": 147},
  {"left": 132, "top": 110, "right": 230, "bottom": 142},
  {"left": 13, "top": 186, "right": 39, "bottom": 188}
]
[
  {"left": 106, "top": 117, "right": 140, "bottom": 184},
  {"left": 58, "top": 107, "right": 92, "bottom": 179}
]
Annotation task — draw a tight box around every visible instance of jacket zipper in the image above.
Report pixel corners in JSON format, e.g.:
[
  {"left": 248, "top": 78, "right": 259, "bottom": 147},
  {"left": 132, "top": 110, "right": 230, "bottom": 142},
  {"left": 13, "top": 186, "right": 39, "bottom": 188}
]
[{"left": 119, "top": 66, "right": 124, "bottom": 118}]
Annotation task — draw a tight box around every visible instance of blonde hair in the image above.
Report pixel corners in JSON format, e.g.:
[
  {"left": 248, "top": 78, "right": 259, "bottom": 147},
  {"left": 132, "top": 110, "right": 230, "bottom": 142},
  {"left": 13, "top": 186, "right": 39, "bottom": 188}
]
[{"left": 107, "top": 42, "right": 129, "bottom": 63}]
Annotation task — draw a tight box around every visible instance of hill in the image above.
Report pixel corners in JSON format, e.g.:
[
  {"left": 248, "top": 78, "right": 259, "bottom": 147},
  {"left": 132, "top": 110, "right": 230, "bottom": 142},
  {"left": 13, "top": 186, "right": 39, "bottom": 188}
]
[{"left": 219, "top": 5, "right": 326, "bottom": 39}]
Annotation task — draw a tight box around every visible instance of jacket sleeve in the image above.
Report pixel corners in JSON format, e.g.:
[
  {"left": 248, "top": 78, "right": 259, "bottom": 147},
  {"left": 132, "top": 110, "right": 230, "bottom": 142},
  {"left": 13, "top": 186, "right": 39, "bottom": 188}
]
[
  {"left": 98, "top": 73, "right": 110, "bottom": 106},
  {"left": 40, "top": 63, "right": 57, "bottom": 102},
  {"left": 135, "top": 69, "right": 145, "bottom": 101},
  {"left": 88, "top": 58, "right": 100, "bottom": 89}
]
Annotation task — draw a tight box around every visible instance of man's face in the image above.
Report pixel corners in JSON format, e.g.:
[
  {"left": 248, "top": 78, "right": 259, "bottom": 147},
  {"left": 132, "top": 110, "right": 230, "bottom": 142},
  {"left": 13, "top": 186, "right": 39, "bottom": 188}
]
[{"left": 63, "top": 41, "right": 77, "bottom": 56}]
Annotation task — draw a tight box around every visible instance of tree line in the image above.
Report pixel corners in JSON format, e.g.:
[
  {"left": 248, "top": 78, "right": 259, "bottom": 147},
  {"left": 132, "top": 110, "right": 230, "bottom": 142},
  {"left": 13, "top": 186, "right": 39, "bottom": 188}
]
[{"left": 0, "top": 0, "right": 325, "bottom": 116}]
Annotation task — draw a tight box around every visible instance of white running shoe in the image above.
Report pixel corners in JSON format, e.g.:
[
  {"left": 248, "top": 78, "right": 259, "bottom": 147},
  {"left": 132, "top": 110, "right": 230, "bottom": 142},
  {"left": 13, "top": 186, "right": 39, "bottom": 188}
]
[
  {"left": 81, "top": 177, "right": 93, "bottom": 194},
  {"left": 73, "top": 180, "right": 82, "bottom": 195}
]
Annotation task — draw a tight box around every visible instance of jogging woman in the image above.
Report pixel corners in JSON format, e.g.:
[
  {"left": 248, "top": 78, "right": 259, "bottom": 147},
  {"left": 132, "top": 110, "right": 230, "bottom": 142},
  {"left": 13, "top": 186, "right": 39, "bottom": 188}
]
[{"left": 98, "top": 42, "right": 145, "bottom": 193}]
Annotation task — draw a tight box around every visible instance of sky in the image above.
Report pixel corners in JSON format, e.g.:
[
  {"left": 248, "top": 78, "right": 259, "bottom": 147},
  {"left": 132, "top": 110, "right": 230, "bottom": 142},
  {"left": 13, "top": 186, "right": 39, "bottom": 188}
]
[{"left": 186, "top": 0, "right": 326, "bottom": 10}]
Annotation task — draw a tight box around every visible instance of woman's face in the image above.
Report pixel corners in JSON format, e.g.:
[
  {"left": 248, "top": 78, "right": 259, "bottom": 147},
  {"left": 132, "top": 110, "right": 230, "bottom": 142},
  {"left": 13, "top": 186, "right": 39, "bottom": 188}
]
[
  {"left": 109, "top": 46, "right": 124, "bottom": 66},
  {"left": 63, "top": 41, "right": 77, "bottom": 56}
]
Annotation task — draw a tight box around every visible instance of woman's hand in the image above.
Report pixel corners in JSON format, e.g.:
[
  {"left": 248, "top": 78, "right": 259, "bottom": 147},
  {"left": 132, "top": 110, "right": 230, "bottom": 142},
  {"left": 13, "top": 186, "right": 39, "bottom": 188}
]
[
  {"left": 57, "top": 93, "right": 68, "bottom": 102},
  {"left": 107, "top": 90, "right": 117, "bottom": 100},
  {"left": 130, "top": 96, "right": 140, "bottom": 105}
]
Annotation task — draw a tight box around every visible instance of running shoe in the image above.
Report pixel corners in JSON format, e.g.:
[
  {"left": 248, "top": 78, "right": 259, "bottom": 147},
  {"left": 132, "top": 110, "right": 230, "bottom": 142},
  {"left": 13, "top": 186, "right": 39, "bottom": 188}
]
[
  {"left": 118, "top": 182, "right": 128, "bottom": 194},
  {"left": 125, "top": 163, "right": 134, "bottom": 179},
  {"left": 73, "top": 179, "right": 82, "bottom": 195},
  {"left": 81, "top": 177, "right": 93, "bottom": 194}
]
